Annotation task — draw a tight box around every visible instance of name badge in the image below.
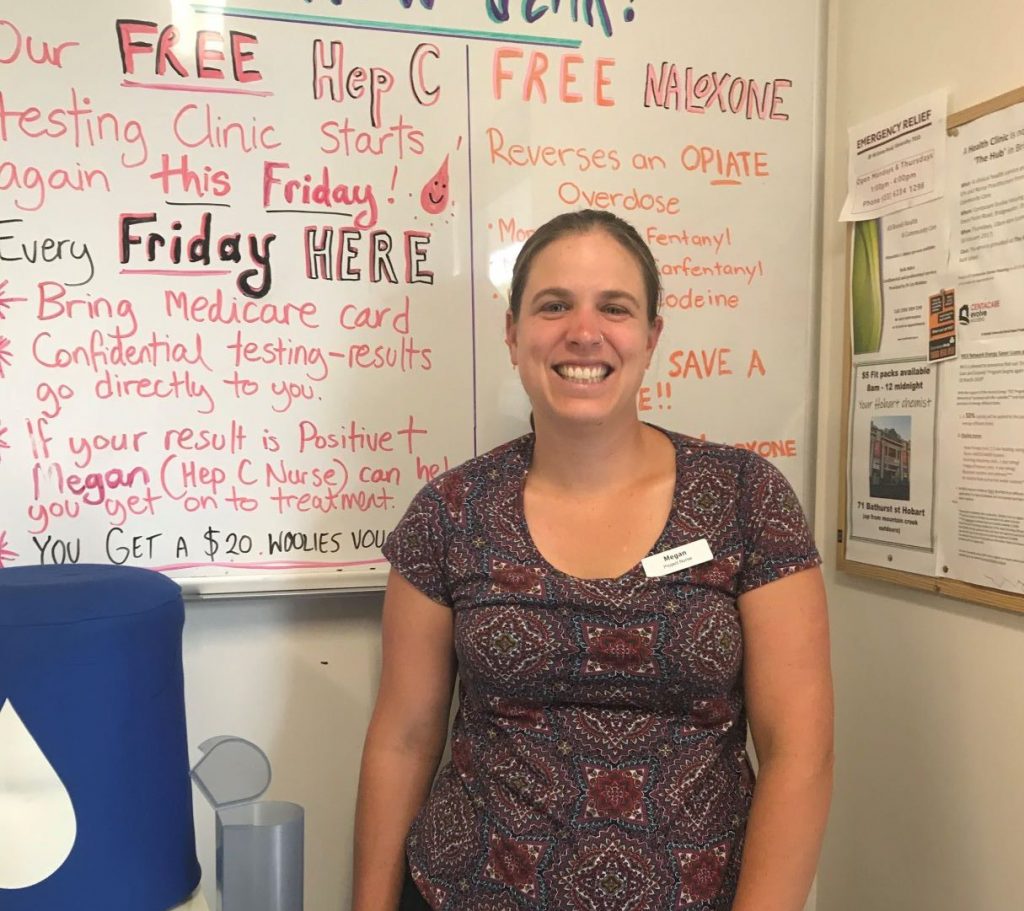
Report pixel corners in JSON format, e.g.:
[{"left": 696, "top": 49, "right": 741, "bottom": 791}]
[{"left": 641, "top": 539, "right": 714, "bottom": 578}]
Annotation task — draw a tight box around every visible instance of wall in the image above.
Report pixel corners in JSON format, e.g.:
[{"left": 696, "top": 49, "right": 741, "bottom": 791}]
[
  {"left": 183, "top": 594, "right": 383, "bottom": 910},
  {"left": 816, "top": 2, "right": 1024, "bottom": 909}
]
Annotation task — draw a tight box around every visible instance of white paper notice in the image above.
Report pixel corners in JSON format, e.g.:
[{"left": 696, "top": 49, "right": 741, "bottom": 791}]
[
  {"left": 935, "top": 348, "right": 1024, "bottom": 593},
  {"left": 841, "top": 91, "right": 948, "bottom": 221},
  {"left": 949, "top": 102, "right": 1024, "bottom": 346},
  {"left": 934, "top": 101, "right": 1024, "bottom": 594},
  {"left": 850, "top": 198, "right": 952, "bottom": 363},
  {"left": 846, "top": 362, "right": 939, "bottom": 575}
]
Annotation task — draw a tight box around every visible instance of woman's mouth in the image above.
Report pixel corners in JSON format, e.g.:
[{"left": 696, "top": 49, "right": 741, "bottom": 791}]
[{"left": 554, "top": 364, "right": 610, "bottom": 383}]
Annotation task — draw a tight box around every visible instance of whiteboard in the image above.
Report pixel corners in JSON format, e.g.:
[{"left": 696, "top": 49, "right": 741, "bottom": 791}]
[{"left": 0, "top": 0, "right": 825, "bottom": 596}]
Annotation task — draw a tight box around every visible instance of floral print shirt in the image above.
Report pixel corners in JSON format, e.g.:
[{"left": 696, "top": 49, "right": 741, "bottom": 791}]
[{"left": 382, "top": 429, "right": 821, "bottom": 910}]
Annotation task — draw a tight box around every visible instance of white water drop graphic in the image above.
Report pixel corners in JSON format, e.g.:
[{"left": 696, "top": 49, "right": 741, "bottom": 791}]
[{"left": 0, "top": 698, "right": 77, "bottom": 889}]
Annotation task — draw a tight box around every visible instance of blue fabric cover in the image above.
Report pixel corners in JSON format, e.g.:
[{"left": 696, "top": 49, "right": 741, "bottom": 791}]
[{"left": 0, "top": 564, "right": 201, "bottom": 911}]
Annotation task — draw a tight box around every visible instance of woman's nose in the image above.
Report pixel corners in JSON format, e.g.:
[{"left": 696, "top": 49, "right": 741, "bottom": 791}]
[{"left": 566, "top": 307, "right": 603, "bottom": 347}]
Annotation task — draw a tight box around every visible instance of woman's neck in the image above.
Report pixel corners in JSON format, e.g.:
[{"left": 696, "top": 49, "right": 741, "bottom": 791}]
[{"left": 528, "top": 417, "right": 662, "bottom": 493}]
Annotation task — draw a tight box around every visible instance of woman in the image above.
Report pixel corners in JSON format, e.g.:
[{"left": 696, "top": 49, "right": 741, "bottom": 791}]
[{"left": 353, "top": 210, "right": 832, "bottom": 911}]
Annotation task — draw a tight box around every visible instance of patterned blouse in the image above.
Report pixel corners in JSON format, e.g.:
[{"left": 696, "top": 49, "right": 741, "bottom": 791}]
[{"left": 382, "top": 429, "right": 821, "bottom": 910}]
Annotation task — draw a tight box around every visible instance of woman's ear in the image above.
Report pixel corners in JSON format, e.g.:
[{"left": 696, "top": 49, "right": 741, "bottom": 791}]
[
  {"left": 646, "top": 314, "right": 664, "bottom": 361},
  {"left": 505, "top": 309, "right": 518, "bottom": 366}
]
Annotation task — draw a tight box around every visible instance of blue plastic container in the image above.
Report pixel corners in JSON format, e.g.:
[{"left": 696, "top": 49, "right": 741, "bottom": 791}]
[{"left": 0, "top": 564, "right": 201, "bottom": 911}]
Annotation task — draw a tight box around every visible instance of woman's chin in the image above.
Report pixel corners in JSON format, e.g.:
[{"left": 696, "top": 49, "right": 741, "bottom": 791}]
[{"left": 533, "top": 399, "right": 638, "bottom": 430}]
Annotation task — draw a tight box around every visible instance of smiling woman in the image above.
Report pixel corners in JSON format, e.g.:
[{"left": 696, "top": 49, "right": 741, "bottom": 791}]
[{"left": 353, "top": 209, "right": 833, "bottom": 911}]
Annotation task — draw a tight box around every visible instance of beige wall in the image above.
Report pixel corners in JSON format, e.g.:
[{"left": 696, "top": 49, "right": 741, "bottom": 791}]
[
  {"left": 816, "top": 2, "right": 1024, "bottom": 909},
  {"left": 183, "top": 594, "right": 383, "bottom": 910}
]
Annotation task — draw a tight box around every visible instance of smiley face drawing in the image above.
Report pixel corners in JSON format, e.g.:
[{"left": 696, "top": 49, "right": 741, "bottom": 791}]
[{"left": 420, "top": 155, "right": 450, "bottom": 215}]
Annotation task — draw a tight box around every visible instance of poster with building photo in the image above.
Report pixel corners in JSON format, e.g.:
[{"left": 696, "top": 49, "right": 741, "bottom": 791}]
[{"left": 847, "top": 363, "right": 939, "bottom": 575}]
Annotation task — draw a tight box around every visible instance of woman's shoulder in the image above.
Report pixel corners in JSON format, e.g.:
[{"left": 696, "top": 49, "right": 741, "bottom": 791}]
[
  {"left": 656, "top": 425, "right": 796, "bottom": 491},
  {"left": 412, "top": 433, "right": 531, "bottom": 504},
  {"left": 657, "top": 425, "right": 755, "bottom": 466}
]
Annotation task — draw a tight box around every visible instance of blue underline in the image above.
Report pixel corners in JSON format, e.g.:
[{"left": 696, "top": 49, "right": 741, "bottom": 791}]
[{"left": 191, "top": 5, "right": 583, "bottom": 48}]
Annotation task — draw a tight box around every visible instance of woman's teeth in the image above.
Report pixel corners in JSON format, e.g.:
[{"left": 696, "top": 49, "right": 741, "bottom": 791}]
[{"left": 556, "top": 365, "right": 608, "bottom": 382}]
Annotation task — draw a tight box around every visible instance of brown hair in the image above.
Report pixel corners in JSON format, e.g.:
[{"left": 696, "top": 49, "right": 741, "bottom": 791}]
[{"left": 508, "top": 210, "right": 662, "bottom": 323}]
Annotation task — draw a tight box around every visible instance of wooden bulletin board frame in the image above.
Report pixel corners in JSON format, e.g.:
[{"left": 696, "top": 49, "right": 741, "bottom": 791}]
[{"left": 837, "top": 85, "right": 1024, "bottom": 615}]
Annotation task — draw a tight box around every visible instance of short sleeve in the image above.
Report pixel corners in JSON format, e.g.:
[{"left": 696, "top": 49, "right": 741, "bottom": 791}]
[
  {"left": 735, "top": 454, "right": 821, "bottom": 594},
  {"left": 381, "top": 483, "right": 454, "bottom": 607}
]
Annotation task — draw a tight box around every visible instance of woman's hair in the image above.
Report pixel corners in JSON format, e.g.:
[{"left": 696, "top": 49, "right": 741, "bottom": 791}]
[{"left": 508, "top": 209, "right": 662, "bottom": 323}]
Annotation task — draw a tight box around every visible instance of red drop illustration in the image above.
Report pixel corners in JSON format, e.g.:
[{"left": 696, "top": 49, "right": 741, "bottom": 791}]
[{"left": 420, "top": 154, "right": 450, "bottom": 215}]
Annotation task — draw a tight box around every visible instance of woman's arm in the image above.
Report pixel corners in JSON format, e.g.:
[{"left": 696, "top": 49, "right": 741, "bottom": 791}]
[
  {"left": 351, "top": 570, "right": 457, "bottom": 911},
  {"left": 731, "top": 566, "right": 833, "bottom": 911}
]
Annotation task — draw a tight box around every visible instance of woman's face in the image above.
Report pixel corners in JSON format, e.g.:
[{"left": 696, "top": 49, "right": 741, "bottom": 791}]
[{"left": 505, "top": 229, "right": 662, "bottom": 429}]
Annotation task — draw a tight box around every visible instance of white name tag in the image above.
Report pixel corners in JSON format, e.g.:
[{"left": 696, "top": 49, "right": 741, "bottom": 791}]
[{"left": 641, "top": 539, "right": 714, "bottom": 578}]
